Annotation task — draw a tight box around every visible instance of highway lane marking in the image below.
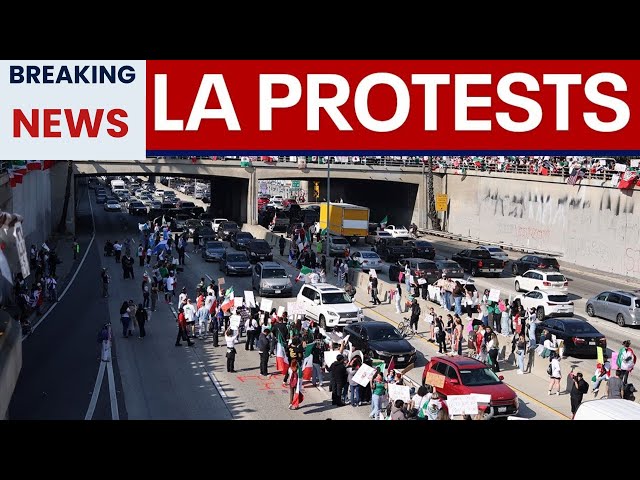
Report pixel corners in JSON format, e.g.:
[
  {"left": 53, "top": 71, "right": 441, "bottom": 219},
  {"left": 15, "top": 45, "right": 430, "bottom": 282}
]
[
  {"left": 206, "top": 274, "right": 213, "bottom": 282},
  {"left": 84, "top": 360, "right": 106, "bottom": 420},
  {"left": 106, "top": 360, "right": 119, "bottom": 420},
  {"left": 27, "top": 183, "right": 97, "bottom": 338}
]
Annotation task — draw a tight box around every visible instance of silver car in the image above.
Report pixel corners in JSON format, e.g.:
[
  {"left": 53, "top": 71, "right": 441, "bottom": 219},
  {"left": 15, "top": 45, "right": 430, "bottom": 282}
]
[
  {"left": 252, "top": 261, "right": 293, "bottom": 297},
  {"left": 586, "top": 290, "right": 640, "bottom": 327}
]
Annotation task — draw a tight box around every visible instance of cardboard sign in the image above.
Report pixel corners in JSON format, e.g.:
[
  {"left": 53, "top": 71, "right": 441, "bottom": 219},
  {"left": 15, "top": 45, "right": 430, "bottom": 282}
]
[
  {"left": 597, "top": 346, "right": 604, "bottom": 364},
  {"left": 277, "top": 305, "right": 285, "bottom": 317},
  {"left": 217, "top": 277, "right": 225, "bottom": 286},
  {"left": 13, "top": 222, "right": 30, "bottom": 278},
  {"left": 388, "top": 384, "right": 412, "bottom": 403},
  {"left": 230, "top": 315, "right": 241, "bottom": 329},
  {"left": 260, "top": 298, "right": 273, "bottom": 313},
  {"left": 324, "top": 350, "right": 340, "bottom": 367},
  {"left": 352, "top": 363, "right": 376, "bottom": 388},
  {"left": 418, "top": 278, "right": 427, "bottom": 285},
  {"left": 488, "top": 289, "right": 501, "bottom": 303},
  {"left": 424, "top": 371, "right": 445, "bottom": 389},
  {"left": 244, "top": 291, "right": 256, "bottom": 308},
  {"left": 446, "top": 395, "right": 479, "bottom": 416}
]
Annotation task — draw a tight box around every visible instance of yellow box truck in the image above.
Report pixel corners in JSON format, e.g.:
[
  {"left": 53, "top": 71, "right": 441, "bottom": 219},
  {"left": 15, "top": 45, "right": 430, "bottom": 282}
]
[{"left": 319, "top": 203, "right": 370, "bottom": 244}]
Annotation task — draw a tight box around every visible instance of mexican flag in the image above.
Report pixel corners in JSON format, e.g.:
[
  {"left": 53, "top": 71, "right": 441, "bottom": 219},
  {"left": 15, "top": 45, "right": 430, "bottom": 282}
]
[
  {"left": 617, "top": 170, "right": 639, "bottom": 190},
  {"left": 42, "top": 160, "right": 56, "bottom": 170},
  {"left": 291, "top": 364, "right": 304, "bottom": 408},
  {"left": 10, "top": 161, "right": 28, "bottom": 176},
  {"left": 295, "top": 266, "right": 313, "bottom": 282},
  {"left": 276, "top": 332, "right": 289, "bottom": 375},
  {"left": 380, "top": 216, "right": 388, "bottom": 226},
  {"left": 302, "top": 343, "right": 314, "bottom": 381},
  {"left": 27, "top": 160, "right": 42, "bottom": 171},
  {"left": 221, "top": 287, "right": 235, "bottom": 312},
  {"left": 8, "top": 170, "right": 24, "bottom": 188}
]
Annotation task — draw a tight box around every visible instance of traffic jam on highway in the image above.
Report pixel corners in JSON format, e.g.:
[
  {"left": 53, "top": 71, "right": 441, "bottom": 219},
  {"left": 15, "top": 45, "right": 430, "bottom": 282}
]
[{"left": 89, "top": 174, "right": 640, "bottom": 420}]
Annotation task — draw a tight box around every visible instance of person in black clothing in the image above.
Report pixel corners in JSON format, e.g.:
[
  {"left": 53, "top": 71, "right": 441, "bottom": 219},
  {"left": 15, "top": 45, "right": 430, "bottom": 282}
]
[
  {"left": 122, "top": 254, "right": 135, "bottom": 279},
  {"left": 370, "top": 276, "right": 381, "bottom": 305},
  {"left": 209, "top": 313, "right": 220, "bottom": 347},
  {"left": 570, "top": 372, "right": 589, "bottom": 418},
  {"left": 435, "top": 316, "right": 447, "bottom": 353},
  {"left": 329, "top": 354, "right": 348, "bottom": 406},
  {"left": 135, "top": 304, "right": 148, "bottom": 339},
  {"left": 409, "top": 298, "right": 421, "bottom": 333},
  {"left": 321, "top": 255, "right": 327, "bottom": 274},
  {"left": 256, "top": 328, "right": 272, "bottom": 377},
  {"left": 271, "top": 318, "right": 290, "bottom": 356},
  {"left": 420, "top": 279, "right": 428, "bottom": 301},
  {"left": 283, "top": 336, "right": 304, "bottom": 386},
  {"left": 279, "top": 235, "right": 286, "bottom": 256}
]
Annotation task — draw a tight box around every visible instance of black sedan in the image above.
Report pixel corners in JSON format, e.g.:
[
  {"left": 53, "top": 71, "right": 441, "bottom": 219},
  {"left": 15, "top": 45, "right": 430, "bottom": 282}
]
[
  {"left": 202, "top": 240, "right": 227, "bottom": 262},
  {"left": 217, "top": 221, "right": 240, "bottom": 241},
  {"left": 245, "top": 239, "right": 273, "bottom": 263},
  {"left": 511, "top": 254, "right": 560, "bottom": 276},
  {"left": 388, "top": 258, "right": 440, "bottom": 284},
  {"left": 534, "top": 317, "right": 606, "bottom": 358},
  {"left": 344, "top": 321, "right": 417, "bottom": 369},
  {"left": 404, "top": 240, "right": 436, "bottom": 259},
  {"left": 128, "top": 201, "right": 148, "bottom": 216},
  {"left": 219, "top": 250, "right": 252, "bottom": 276},
  {"left": 230, "top": 231, "right": 255, "bottom": 250},
  {"left": 435, "top": 259, "right": 464, "bottom": 279}
]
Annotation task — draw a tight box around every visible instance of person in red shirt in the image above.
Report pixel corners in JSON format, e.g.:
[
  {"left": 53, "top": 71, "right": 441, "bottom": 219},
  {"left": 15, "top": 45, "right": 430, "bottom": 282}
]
[
  {"left": 196, "top": 293, "right": 205, "bottom": 310},
  {"left": 175, "top": 307, "right": 195, "bottom": 347}
]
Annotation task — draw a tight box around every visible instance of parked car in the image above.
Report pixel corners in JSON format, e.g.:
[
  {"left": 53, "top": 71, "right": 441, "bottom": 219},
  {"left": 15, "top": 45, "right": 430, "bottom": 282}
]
[
  {"left": 451, "top": 249, "right": 505, "bottom": 277},
  {"left": 344, "top": 321, "right": 416, "bottom": 369},
  {"left": 404, "top": 239, "right": 436, "bottom": 259},
  {"left": 217, "top": 221, "right": 240, "bottom": 241},
  {"left": 230, "top": 231, "right": 255, "bottom": 250},
  {"left": 388, "top": 258, "right": 440, "bottom": 284},
  {"left": 252, "top": 261, "right": 293, "bottom": 297},
  {"left": 534, "top": 317, "right": 606, "bottom": 358},
  {"left": 173, "top": 214, "right": 192, "bottom": 231},
  {"left": 245, "top": 239, "right": 273, "bottom": 263},
  {"left": 511, "top": 254, "right": 560, "bottom": 276},
  {"left": 434, "top": 259, "right": 464, "bottom": 279},
  {"left": 194, "top": 226, "right": 215, "bottom": 239},
  {"left": 478, "top": 245, "right": 510, "bottom": 263},
  {"left": 104, "top": 199, "right": 122, "bottom": 212},
  {"left": 297, "top": 283, "right": 364, "bottom": 329},
  {"left": 384, "top": 225, "right": 410, "bottom": 238},
  {"left": 513, "top": 290, "right": 574, "bottom": 319},
  {"left": 202, "top": 240, "right": 227, "bottom": 262},
  {"left": 585, "top": 290, "right": 640, "bottom": 327},
  {"left": 128, "top": 201, "right": 147, "bottom": 215},
  {"left": 514, "top": 269, "right": 568, "bottom": 293},
  {"left": 220, "top": 250, "right": 252, "bottom": 276},
  {"left": 350, "top": 251, "right": 383, "bottom": 271},
  {"left": 421, "top": 356, "right": 519, "bottom": 419},
  {"left": 573, "top": 399, "right": 640, "bottom": 420}
]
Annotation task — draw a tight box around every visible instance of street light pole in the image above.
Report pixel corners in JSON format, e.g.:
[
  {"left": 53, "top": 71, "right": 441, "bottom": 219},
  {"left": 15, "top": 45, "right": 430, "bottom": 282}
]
[{"left": 326, "top": 157, "right": 331, "bottom": 258}]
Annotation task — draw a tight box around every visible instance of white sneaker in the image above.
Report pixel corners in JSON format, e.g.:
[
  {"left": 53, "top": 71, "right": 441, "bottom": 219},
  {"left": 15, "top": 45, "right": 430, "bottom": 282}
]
[
  {"left": 517, "top": 370, "right": 523, "bottom": 374},
  {"left": 555, "top": 391, "right": 561, "bottom": 396}
]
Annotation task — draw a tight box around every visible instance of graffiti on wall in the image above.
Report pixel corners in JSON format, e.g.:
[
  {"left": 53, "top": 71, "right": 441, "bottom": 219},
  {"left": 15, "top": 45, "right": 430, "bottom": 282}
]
[{"left": 625, "top": 248, "right": 640, "bottom": 274}]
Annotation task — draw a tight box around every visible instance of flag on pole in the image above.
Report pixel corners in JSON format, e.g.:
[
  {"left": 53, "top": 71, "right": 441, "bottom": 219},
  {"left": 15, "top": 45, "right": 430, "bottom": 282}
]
[
  {"left": 303, "top": 229, "right": 312, "bottom": 250},
  {"left": 27, "top": 160, "right": 42, "bottom": 171},
  {"left": 388, "top": 356, "right": 396, "bottom": 373},
  {"left": 566, "top": 168, "right": 585, "bottom": 186},
  {"left": 221, "top": 286, "right": 235, "bottom": 312},
  {"left": 42, "top": 160, "right": 56, "bottom": 170},
  {"left": 291, "top": 363, "right": 304, "bottom": 408},
  {"left": 302, "top": 343, "right": 314, "bottom": 381},
  {"left": 380, "top": 216, "right": 388, "bottom": 226},
  {"left": 276, "top": 332, "right": 289, "bottom": 375},
  {"left": 8, "top": 170, "right": 24, "bottom": 188},
  {"left": 11, "top": 161, "right": 28, "bottom": 176},
  {"left": 295, "top": 266, "right": 313, "bottom": 283},
  {"left": 617, "top": 170, "right": 639, "bottom": 190}
]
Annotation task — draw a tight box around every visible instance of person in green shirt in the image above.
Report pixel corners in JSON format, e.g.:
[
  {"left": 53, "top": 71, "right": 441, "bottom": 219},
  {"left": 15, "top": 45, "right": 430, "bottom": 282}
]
[
  {"left": 159, "top": 265, "right": 169, "bottom": 279},
  {"left": 369, "top": 372, "right": 387, "bottom": 419},
  {"left": 316, "top": 239, "right": 323, "bottom": 255}
]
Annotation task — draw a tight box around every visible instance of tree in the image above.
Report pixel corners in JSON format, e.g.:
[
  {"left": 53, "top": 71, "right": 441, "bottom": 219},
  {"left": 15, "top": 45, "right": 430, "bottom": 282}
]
[
  {"left": 426, "top": 156, "right": 442, "bottom": 231},
  {"left": 57, "top": 160, "right": 73, "bottom": 234}
]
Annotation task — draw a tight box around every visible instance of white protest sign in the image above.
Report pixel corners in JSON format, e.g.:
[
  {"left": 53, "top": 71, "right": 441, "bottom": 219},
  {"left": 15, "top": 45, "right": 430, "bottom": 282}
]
[
  {"left": 614, "top": 163, "right": 628, "bottom": 172},
  {"left": 388, "top": 383, "right": 412, "bottom": 403},
  {"left": 610, "top": 174, "right": 620, "bottom": 187},
  {"left": 244, "top": 291, "right": 256, "bottom": 308},
  {"left": 631, "top": 159, "right": 640, "bottom": 168},
  {"left": 324, "top": 350, "right": 340, "bottom": 367},
  {"left": 230, "top": 315, "right": 241, "bottom": 329},
  {"left": 287, "top": 302, "right": 298, "bottom": 316},
  {"left": 217, "top": 277, "right": 225, "bottom": 286},
  {"left": 488, "top": 289, "right": 501, "bottom": 303},
  {"left": 13, "top": 222, "right": 30, "bottom": 278},
  {"left": 599, "top": 159, "right": 607, "bottom": 166},
  {"left": 277, "top": 306, "right": 285, "bottom": 317},
  {"left": 260, "top": 298, "right": 273, "bottom": 313},
  {"left": 470, "top": 393, "right": 492, "bottom": 405},
  {"left": 235, "top": 297, "right": 244, "bottom": 308},
  {"left": 424, "top": 314, "right": 434, "bottom": 324},
  {"left": 446, "top": 395, "right": 479, "bottom": 416},
  {"left": 352, "top": 363, "right": 376, "bottom": 387},
  {"left": 369, "top": 269, "right": 377, "bottom": 278},
  {"left": 418, "top": 278, "right": 427, "bottom": 285}
]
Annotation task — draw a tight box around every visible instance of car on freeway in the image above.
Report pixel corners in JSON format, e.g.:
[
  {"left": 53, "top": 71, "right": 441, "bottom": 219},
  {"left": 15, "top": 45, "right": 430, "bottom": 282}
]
[
  {"left": 451, "top": 249, "right": 505, "bottom": 277},
  {"left": 176, "top": 200, "right": 197, "bottom": 210},
  {"left": 478, "top": 245, "right": 510, "bottom": 263},
  {"left": 421, "top": 356, "right": 519, "bottom": 419},
  {"left": 374, "top": 237, "right": 413, "bottom": 262},
  {"left": 173, "top": 214, "right": 192, "bottom": 231},
  {"left": 585, "top": 290, "right": 640, "bottom": 327},
  {"left": 365, "top": 230, "right": 392, "bottom": 246},
  {"left": 104, "top": 199, "right": 122, "bottom": 212},
  {"left": 140, "top": 198, "right": 154, "bottom": 207},
  {"left": 573, "top": 399, "right": 640, "bottom": 420},
  {"left": 252, "top": 261, "right": 293, "bottom": 297},
  {"left": 297, "top": 283, "right": 364, "bottom": 329},
  {"left": 427, "top": 278, "right": 477, "bottom": 305},
  {"left": 217, "top": 221, "right": 240, "bottom": 241},
  {"left": 349, "top": 250, "right": 383, "bottom": 271},
  {"left": 230, "top": 231, "right": 255, "bottom": 250},
  {"left": 202, "top": 196, "right": 211, "bottom": 204},
  {"left": 534, "top": 317, "right": 606, "bottom": 358},
  {"left": 513, "top": 290, "right": 574, "bottom": 319},
  {"left": 185, "top": 219, "right": 203, "bottom": 235},
  {"left": 383, "top": 225, "right": 410, "bottom": 239},
  {"left": 388, "top": 258, "right": 440, "bottom": 284},
  {"left": 514, "top": 269, "right": 568, "bottom": 293},
  {"left": 245, "top": 239, "right": 274, "bottom": 263},
  {"left": 128, "top": 201, "right": 147, "bottom": 215},
  {"left": 282, "top": 198, "right": 298, "bottom": 208},
  {"left": 267, "top": 200, "right": 284, "bottom": 210},
  {"left": 148, "top": 201, "right": 163, "bottom": 218},
  {"left": 211, "top": 218, "right": 229, "bottom": 232},
  {"left": 96, "top": 193, "right": 107, "bottom": 204},
  {"left": 257, "top": 196, "right": 270, "bottom": 208},
  {"left": 510, "top": 254, "right": 560, "bottom": 276},
  {"left": 202, "top": 240, "right": 227, "bottom": 262},
  {"left": 194, "top": 226, "right": 215, "bottom": 239},
  {"left": 271, "top": 195, "right": 284, "bottom": 202},
  {"left": 344, "top": 321, "right": 417, "bottom": 369},
  {"left": 404, "top": 239, "right": 436, "bottom": 260},
  {"left": 327, "top": 235, "right": 351, "bottom": 257},
  {"left": 434, "top": 259, "right": 465, "bottom": 279},
  {"left": 219, "top": 250, "right": 252, "bottom": 276}
]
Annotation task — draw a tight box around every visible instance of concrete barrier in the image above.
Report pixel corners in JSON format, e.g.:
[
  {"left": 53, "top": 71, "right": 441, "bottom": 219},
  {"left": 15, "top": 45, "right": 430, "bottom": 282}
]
[{"left": 0, "top": 314, "right": 22, "bottom": 420}]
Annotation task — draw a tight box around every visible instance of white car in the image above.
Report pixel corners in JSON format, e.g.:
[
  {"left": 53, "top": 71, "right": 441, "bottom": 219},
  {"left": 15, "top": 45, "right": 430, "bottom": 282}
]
[
  {"left": 384, "top": 225, "right": 410, "bottom": 238},
  {"left": 267, "top": 201, "right": 283, "bottom": 209},
  {"left": 514, "top": 269, "right": 568, "bottom": 293},
  {"left": 350, "top": 251, "right": 383, "bottom": 271},
  {"left": 211, "top": 218, "right": 229, "bottom": 232},
  {"left": 479, "top": 245, "right": 509, "bottom": 262},
  {"left": 104, "top": 199, "right": 122, "bottom": 212},
  {"left": 514, "top": 290, "right": 574, "bottom": 319},
  {"left": 297, "top": 283, "right": 364, "bottom": 329},
  {"left": 271, "top": 195, "right": 284, "bottom": 202}
]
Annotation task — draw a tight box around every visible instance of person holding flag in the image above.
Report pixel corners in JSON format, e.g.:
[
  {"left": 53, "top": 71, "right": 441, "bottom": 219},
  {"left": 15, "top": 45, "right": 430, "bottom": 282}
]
[
  {"left": 288, "top": 359, "right": 304, "bottom": 410},
  {"left": 275, "top": 330, "right": 290, "bottom": 384},
  {"left": 617, "top": 340, "right": 637, "bottom": 385}
]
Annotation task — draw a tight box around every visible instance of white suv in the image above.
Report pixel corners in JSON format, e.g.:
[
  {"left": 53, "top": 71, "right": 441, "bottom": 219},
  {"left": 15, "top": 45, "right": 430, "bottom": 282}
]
[
  {"left": 514, "top": 269, "right": 568, "bottom": 293},
  {"left": 297, "top": 283, "right": 364, "bottom": 329}
]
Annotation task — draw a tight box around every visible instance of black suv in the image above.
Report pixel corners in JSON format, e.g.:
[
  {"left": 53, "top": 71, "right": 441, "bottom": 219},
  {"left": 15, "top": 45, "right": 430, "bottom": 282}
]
[
  {"left": 245, "top": 239, "right": 273, "bottom": 263},
  {"left": 374, "top": 237, "right": 413, "bottom": 262},
  {"left": 217, "top": 221, "right": 240, "bottom": 241},
  {"left": 511, "top": 255, "right": 560, "bottom": 276}
]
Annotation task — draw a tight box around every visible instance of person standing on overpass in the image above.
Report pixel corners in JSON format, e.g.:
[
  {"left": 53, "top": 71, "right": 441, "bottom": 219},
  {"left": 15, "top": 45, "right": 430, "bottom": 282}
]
[{"left": 279, "top": 235, "right": 286, "bottom": 256}]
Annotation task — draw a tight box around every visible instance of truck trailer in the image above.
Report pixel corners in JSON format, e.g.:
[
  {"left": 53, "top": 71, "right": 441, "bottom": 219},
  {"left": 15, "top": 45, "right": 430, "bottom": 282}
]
[{"left": 319, "top": 203, "right": 370, "bottom": 245}]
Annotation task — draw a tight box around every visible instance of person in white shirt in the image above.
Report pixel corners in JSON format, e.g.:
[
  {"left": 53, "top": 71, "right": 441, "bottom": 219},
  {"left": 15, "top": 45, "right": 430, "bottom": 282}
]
[
  {"left": 196, "top": 304, "right": 209, "bottom": 339},
  {"left": 548, "top": 352, "right": 562, "bottom": 395},
  {"left": 113, "top": 241, "right": 123, "bottom": 263},
  {"left": 183, "top": 298, "right": 197, "bottom": 337},
  {"left": 225, "top": 328, "right": 239, "bottom": 372},
  {"left": 244, "top": 316, "right": 259, "bottom": 351},
  {"left": 165, "top": 273, "right": 176, "bottom": 304},
  {"left": 178, "top": 287, "right": 188, "bottom": 309}
]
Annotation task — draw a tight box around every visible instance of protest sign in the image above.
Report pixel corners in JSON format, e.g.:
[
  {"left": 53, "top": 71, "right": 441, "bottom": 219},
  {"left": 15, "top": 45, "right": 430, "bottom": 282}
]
[
  {"left": 446, "top": 395, "right": 479, "bottom": 416},
  {"left": 244, "top": 291, "right": 256, "bottom": 308},
  {"left": 388, "top": 384, "right": 412, "bottom": 403},
  {"left": 488, "top": 289, "right": 500, "bottom": 302},
  {"left": 260, "top": 298, "right": 273, "bottom": 313},
  {"left": 217, "top": 277, "right": 225, "bottom": 286},
  {"left": 352, "top": 363, "right": 376, "bottom": 387},
  {"left": 277, "top": 306, "right": 285, "bottom": 317},
  {"left": 324, "top": 350, "right": 340, "bottom": 367},
  {"left": 425, "top": 371, "right": 445, "bottom": 388},
  {"left": 230, "top": 315, "right": 241, "bottom": 329}
]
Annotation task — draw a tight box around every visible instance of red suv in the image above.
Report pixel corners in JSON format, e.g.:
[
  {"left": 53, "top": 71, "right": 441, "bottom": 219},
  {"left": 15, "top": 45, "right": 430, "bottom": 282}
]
[{"left": 421, "top": 356, "right": 519, "bottom": 419}]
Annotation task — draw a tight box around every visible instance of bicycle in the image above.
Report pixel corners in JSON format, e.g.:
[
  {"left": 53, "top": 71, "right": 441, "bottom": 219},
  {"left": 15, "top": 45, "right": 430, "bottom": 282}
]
[{"left": 397, "top": 319, "right": 415, "bottom": 340}]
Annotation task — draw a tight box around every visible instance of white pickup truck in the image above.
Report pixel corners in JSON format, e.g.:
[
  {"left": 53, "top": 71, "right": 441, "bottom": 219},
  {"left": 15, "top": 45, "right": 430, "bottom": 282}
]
[{"left": 384, "top": 225, "right": 410, "bottom": 238}]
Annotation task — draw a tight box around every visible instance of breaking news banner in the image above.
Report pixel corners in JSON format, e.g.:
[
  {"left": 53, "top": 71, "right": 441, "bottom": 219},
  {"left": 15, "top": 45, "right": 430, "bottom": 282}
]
[{"left": 3, "top": 59, "right": 640, "bottom": 159}]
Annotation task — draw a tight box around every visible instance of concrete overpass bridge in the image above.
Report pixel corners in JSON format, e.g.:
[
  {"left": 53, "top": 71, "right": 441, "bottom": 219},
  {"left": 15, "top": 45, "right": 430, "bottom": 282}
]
[{"left": 73, "top": 158, "right": 432, "bottom": 227}]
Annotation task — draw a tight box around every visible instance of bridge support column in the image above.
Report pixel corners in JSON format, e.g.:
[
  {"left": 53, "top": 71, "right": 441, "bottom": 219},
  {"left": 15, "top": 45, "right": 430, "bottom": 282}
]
[
  {"left": 411, "top": 173, "right": 428, "bottom": 229},
  {"left": 247, "top": 168, "right": 258, "bottom": 225}
]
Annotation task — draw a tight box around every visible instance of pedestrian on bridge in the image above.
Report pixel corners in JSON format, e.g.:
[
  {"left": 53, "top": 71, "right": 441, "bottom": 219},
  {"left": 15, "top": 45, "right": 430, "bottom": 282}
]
[
  {"left": 101, "top": 268, "right": 110, "bottom": 298},
  {"left": 113, "top": 240, "right": 122, "bottom": 263},
  {"left": 72, "top": 238, "right": 80, "bottom": 260},
  {"left": 136, "top": 303, "right": 148, "bottom": 339}
]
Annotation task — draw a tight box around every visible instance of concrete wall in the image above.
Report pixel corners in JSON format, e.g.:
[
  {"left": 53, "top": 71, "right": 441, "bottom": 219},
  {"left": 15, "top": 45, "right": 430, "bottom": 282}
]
[
  {"left": 445, "top": 171, "right": 640, "bottom": 278},
  {"left": 10, "top": 170, "right": 53, "bottom": 248}
]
